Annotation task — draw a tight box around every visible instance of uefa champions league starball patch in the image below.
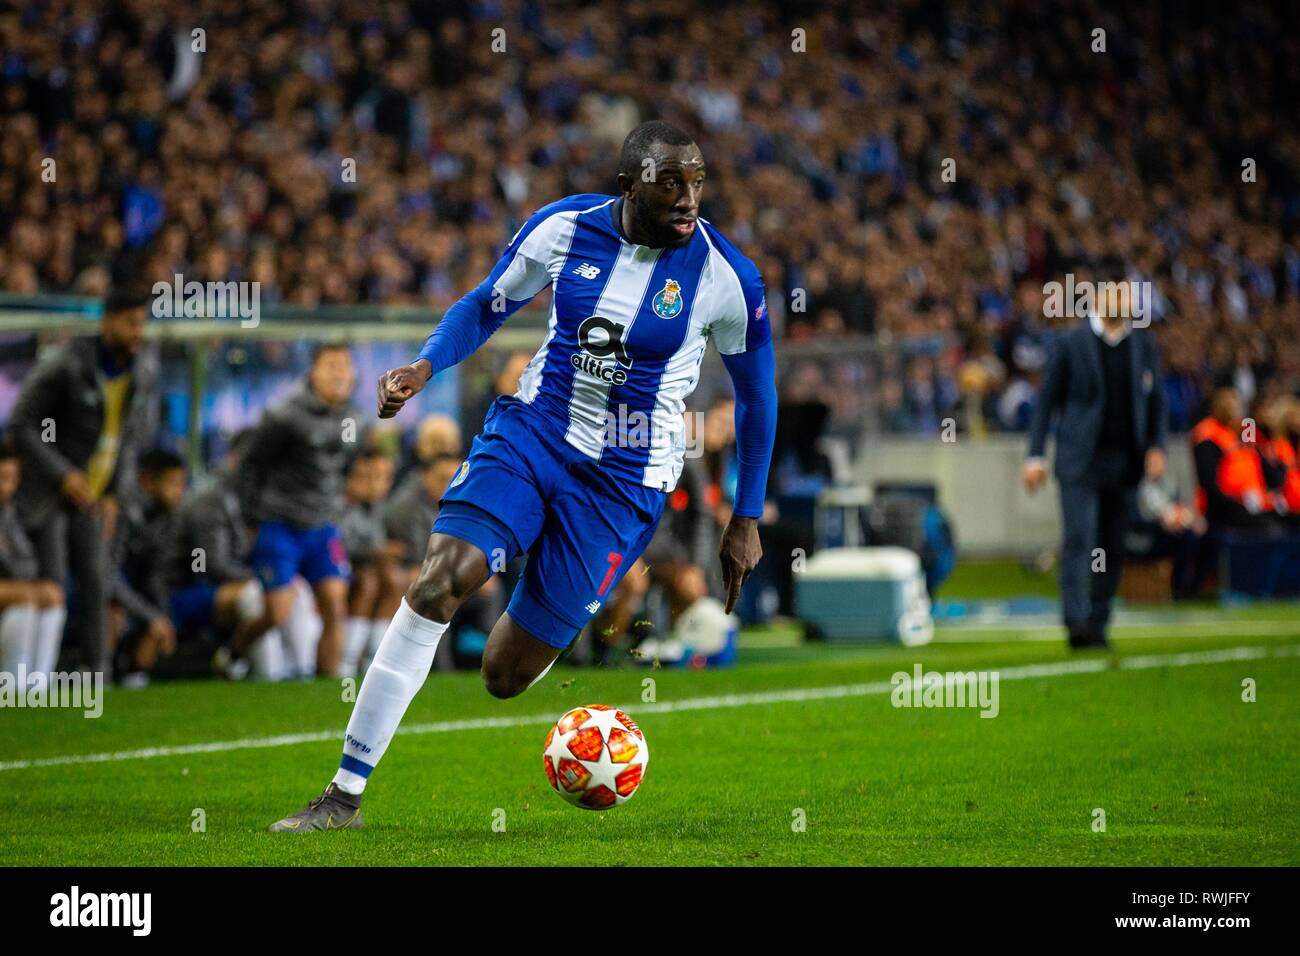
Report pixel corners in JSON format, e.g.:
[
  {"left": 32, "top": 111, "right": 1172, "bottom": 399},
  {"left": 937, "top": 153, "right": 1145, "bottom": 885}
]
[{"left": 652, "top": 278, "right": 684, "bottom": 318}]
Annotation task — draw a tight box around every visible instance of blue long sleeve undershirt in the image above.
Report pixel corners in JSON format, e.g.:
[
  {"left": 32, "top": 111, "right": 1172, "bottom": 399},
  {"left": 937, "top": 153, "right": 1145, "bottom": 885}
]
[
  {"left": 721, "top": 341, "right": 778, "bottom": 518},
  {"left": 416, "top": 280, "right": 520, "bottom": 376}
]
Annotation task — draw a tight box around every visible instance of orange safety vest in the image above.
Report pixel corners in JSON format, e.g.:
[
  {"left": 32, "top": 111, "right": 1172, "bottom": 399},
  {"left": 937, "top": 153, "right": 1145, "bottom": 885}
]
[
  {"left": 1272, "top": 436, "right": 1300, "bottom": 512},
  {"left": 1190, "top": 416, "right": 1271, "bottom": 514}
]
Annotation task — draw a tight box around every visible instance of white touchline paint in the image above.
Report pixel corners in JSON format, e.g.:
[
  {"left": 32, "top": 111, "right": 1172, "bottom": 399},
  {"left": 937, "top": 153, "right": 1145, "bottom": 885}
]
[
  {"left": 933, "top": 619, "right": 1300, "bottom": 642},
  {"left": 1, "top": 643, "right": 1296, "bottom": 773}
]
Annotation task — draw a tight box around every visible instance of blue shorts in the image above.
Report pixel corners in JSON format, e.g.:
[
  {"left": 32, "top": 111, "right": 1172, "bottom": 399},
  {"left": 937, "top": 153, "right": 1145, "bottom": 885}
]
[
  {"left": 170, "top": 581, "right": 219, "bottom": 633},
  {"left": 252, "top": 521, "right": 351, "bottom": 592},
  {"left": 434, "top": 397, "right": 665, "bottom": 648}
]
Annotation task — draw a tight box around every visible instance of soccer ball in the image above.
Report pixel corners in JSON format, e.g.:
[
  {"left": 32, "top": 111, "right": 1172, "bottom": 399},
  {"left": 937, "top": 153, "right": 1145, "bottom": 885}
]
[{"left": 543, "top": 705, "right": 648, "bottom": 810}]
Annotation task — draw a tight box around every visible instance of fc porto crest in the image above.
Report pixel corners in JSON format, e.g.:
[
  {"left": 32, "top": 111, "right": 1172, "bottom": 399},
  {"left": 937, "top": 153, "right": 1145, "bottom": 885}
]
[{"left": 652, "top": 278, "right": 684, "bottom": 319}]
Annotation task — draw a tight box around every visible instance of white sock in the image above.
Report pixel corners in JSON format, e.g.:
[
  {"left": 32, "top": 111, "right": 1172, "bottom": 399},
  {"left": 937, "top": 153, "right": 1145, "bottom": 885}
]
[
  {"left": 332, "top": 598, "right": 447, "bottom": 794},
  {"left": 248, "top": 627, "right": 287, "bottom": 681},
  {"left": 342, "top": 617, "right": 370, "bottom": 677},
  {"left": 33, "top": 605, "right": 67, "bottom": 676},
  {"left": 285, "top": 584, "right": 321, "bottom": 678},
  {"left": 235, "top": 580, "right": 265, "bottom": 621},
  {"left": 0, "top": 604, "right": 37, "bottom": 676}
]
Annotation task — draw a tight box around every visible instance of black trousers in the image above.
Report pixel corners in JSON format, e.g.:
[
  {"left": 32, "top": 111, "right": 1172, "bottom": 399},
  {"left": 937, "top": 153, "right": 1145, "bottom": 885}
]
[
  {"left": 26, "top": 505, "right": 109, "bottom": 675},
  {"left": 1058, "top": 467, "right": 1137, "bottom": 633}
]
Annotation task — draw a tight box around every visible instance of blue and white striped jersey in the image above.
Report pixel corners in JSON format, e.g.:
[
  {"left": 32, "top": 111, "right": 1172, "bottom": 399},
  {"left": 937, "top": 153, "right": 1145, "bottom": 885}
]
[{"left": 476, "top": 193, "right": 770, "bottom": 492}]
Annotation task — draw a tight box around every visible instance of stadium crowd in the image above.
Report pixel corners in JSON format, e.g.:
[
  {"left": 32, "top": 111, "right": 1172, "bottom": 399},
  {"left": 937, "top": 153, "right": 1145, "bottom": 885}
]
[{"left": 3, "top": 0, "right": 1300, "bottom": 436}]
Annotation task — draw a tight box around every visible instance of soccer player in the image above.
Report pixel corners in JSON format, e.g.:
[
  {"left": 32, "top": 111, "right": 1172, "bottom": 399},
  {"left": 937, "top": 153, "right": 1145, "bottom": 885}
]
[
  {"left": 239, "top": 344, "right": 365, "bottom": 677},
  {"left": 270, "top": 121, "right": 776, "bottom": 831}
]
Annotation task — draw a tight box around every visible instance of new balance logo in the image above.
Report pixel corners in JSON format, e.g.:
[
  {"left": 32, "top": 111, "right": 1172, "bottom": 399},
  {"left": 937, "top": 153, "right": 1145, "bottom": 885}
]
[
  {"left": 573, "top": 263, "right": 601, "bottom": 280},
  {"left": 584, "top": 601, "right": 600, "bottom": 614}
]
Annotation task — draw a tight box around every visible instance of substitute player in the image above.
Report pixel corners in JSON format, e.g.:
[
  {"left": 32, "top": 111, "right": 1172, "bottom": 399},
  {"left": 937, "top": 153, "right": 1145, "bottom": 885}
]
[
  {"left": 239, "top": 344, "right": 365, "bottom": 678},
  {"left": 270, "top": 121, "right": 776, "bottom": 831}
]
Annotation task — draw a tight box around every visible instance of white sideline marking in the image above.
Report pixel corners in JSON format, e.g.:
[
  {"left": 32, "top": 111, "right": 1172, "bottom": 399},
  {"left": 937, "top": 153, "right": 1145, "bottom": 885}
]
[
  {"left": 1, "top": 643, "right": 1296, "bottom": 773},
  {"left": 935, "top": 619, "right": 1300, "bottom": 642}
]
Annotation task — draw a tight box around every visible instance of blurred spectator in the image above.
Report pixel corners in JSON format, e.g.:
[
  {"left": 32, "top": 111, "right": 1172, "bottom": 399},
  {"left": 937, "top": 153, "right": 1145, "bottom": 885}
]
[
  {"left": 1191, "top": 387, "right": 1279, "bottom": 531},
  {"left": 167, "top": 430, "right": 272, "bottom": 678},
  {"left": 110, "top": 448, "right": 184, "bottom": 683},
  {"left": 0, "top": 439, "right": 66, "bottom": 688},
  {"left": 1131, "top": 472, "right": 1207, "bottom": 599},
  {"left": 1271, "top": 398, "right": 1300, "bottom": 522},
  {"left": 339, "top": 449, "right": 396, "bottom": 675}
]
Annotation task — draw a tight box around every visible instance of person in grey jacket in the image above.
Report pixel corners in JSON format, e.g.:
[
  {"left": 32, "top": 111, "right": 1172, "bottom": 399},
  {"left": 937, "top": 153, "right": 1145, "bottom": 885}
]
[
  {"left": 9, "top": 290, "right": 160, "bottom": 677},
  {"left": 238, "top": 344, "right": 365, "bottom": 676}
]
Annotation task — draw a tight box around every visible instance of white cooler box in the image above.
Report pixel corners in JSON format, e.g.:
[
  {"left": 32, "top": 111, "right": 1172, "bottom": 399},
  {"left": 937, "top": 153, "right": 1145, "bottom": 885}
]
[{"left": 794, "top": 547, "right": 933, "bottom": 645}]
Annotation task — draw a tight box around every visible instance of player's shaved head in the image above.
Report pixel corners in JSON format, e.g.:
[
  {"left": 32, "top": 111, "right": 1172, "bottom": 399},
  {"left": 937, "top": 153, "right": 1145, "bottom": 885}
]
[{"left": 618, "top": 121, "right": 697, "bottom": 181}]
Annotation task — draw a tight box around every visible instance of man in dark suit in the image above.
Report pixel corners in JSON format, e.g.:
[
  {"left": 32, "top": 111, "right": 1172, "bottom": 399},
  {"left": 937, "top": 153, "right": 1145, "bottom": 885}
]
[{"left": 1023, "top": 273, "right": 1167, "bottom": 648}]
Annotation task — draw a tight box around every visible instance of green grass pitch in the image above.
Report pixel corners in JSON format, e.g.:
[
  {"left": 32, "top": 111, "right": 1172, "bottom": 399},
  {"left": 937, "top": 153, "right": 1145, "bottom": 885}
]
[{"left": 2, "top": 624, "right": 1297, "bottom": 866}]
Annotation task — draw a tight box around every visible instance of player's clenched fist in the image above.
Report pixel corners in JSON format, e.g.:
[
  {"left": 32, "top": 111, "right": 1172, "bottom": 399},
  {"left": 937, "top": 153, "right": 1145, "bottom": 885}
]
[{"left": 377, "top": 359, "right": 432, "bottom": 419}]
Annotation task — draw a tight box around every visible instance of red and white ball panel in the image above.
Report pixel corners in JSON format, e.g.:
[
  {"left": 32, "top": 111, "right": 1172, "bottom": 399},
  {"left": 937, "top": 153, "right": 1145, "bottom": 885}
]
[{"left": 543, "top": 705, "right": 649, "bottom": 810}]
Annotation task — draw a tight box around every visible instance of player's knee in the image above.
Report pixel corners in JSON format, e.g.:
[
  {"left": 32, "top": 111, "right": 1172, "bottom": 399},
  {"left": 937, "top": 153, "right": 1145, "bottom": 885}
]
[
  {"left": 407, "top": 557, "right": 475, "bottom": 624},
  {"left": 480, "top": 662, "right": 526, "bottom": 700}
]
